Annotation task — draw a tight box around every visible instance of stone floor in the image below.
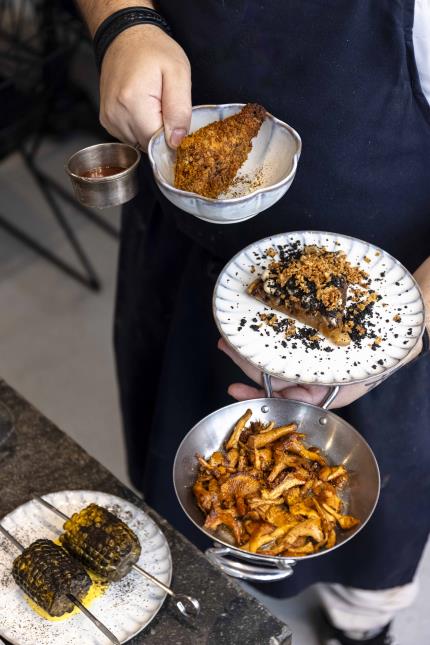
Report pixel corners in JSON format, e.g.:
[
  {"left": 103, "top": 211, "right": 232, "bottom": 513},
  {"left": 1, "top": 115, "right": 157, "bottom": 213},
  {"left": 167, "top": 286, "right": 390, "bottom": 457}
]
[{"left": 0, "top": 135, "right": 428, "bottom": 644}]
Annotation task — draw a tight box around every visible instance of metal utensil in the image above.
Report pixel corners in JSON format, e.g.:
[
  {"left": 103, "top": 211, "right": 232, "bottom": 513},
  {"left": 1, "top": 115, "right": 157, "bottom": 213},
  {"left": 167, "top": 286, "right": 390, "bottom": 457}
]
[
  {"left": 0, "top": 523, "right": 120, "bottom": 645},
  {"left": 34, "top": 496, "right": 200, "bottom": 619},
  {"left": 65, "top": 143, "right": 141, "bottom": 209},
  {"left": 173, "top": 378, "right": 380, "bottom": 582}
]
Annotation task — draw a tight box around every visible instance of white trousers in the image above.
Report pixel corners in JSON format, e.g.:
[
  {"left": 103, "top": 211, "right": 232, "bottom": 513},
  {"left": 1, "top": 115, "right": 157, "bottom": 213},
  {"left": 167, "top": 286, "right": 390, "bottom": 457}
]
[{"left": 317, "top": 581, "right": 418, "bottom": 637}]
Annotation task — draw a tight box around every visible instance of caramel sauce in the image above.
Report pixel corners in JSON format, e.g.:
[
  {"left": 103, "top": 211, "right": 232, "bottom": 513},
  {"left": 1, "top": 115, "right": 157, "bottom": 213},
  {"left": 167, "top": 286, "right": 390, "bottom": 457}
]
[{"left": 80, "top": 165, "right": 126, "bottom": 179}]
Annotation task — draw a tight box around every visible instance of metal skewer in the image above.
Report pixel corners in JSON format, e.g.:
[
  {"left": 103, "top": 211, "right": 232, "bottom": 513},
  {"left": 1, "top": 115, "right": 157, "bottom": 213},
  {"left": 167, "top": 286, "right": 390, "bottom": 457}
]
[
  {"left": 0, "top": 522, "right": 120, "bottom": 645},
  {"left": 34, "top": 496, "right": 200, "bottom": 619},
  {"left": 132, "top": 562, "right": 200, "bottom": 617},
  {"left": 67, "top": 595, "right": 120, "bottom": 644},
  {"left": 0, "top": 523, "right": 23, "bottom": 552}
]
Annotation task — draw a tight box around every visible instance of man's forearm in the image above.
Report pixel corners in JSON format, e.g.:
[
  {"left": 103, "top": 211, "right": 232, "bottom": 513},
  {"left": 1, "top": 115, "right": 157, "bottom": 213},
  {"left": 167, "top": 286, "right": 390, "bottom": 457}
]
[
  {"left": 76, "top": 0, "right": 155, "bottom": 36},
  {"left": 414, "top": 256, "right": 430, "bottom": 334}
]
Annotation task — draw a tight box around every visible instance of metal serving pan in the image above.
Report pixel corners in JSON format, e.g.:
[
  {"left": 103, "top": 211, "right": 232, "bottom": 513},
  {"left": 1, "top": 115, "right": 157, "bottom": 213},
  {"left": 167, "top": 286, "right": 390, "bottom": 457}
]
[{"left": 173, "top": 381, "right": 380, "bottom": 582}]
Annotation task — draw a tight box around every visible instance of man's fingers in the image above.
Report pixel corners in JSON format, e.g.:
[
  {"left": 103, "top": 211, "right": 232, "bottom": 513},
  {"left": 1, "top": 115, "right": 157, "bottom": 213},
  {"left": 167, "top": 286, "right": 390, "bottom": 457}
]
[
  {"left": 106, "top": 97, "right": 163, "bottom": 150},
  {"left": 96, "top": 25, "right": 192, "bottom": 150},
  {"left": 102, "top": 63, "right": 164, "bottom": 149},
  {"left": 99, "top": 106, "right": 137, "bottom": 145},
  {"left": 278, "top": 386, "right": 325, "bottom": 405},
  {"left": 220, "top": 334, "right": 378, "bottom": 410},
  {"left": 161, "top": 63, "right": 192, "bottom": 148},
  {"left": 128, "top": 94, "right": 163, "bottom": 150},
  {"left": 228, "top": 383, "right": 266, "bottom": 401},
  {"left": 228, "top": 381, "right": 328, "bottom": 406}
]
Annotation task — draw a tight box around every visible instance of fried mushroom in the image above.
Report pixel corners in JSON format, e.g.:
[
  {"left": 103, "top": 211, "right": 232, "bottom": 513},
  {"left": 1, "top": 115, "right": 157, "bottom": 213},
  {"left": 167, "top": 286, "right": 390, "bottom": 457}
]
[{"left": 193, "top": 410, "right": 359, "bottom": 558}]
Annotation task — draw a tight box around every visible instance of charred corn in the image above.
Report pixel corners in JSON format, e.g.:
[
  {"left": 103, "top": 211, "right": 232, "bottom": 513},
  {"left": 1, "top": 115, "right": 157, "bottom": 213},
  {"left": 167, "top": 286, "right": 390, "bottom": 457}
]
[
  {"left": 12, "top": 539, "right": 92, "bottom": 617},
  {"left": 60, "top": 504, "right": 141, "bottom": 582}
]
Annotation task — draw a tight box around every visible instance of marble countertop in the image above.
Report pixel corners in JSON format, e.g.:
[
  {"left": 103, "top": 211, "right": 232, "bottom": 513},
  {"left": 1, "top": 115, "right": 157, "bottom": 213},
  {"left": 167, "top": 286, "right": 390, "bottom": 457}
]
[{"left": 0, "top": 380, "right": 291, "bottom": 644}]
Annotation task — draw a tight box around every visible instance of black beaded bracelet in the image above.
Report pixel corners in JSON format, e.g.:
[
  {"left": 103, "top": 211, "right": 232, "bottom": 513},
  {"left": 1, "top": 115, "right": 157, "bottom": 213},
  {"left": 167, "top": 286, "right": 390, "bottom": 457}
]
[{"left": 93, "top": 7, "right": 172, "bottom": 72}]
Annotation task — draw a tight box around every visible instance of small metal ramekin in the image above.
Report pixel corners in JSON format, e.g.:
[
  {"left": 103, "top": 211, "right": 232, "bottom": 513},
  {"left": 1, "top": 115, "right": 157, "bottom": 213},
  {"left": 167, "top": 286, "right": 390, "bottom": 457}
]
[{"left": 65, "top": 142, "right": 141, "bottom": 209}]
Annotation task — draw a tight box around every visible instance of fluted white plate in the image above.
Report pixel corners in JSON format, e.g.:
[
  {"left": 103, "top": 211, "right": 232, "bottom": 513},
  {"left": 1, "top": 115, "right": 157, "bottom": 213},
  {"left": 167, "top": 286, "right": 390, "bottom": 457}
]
[
  {"left": 0, "top": 491, "right": 172, "bottom": 645},
  {"left": 213, "top": 231, "right": 425, "bottom": 386},
  {"left": 148, "top": 104, "right": 301, "bottom": 224}
]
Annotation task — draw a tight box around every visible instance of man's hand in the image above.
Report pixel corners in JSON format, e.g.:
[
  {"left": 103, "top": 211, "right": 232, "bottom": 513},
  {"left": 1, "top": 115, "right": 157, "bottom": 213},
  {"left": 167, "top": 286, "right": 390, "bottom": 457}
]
[
  {"left": 218, "top": 333, "right": 422, "bottom": 409},
  {"left": 219, "top": 255, "right": 430, "bottom": 409},
  {"left": 99, "top": 25, "right": 191, "bottom": 150},
  {"left": 77, "top": 1, "right": 191, "bottom": 150},
  {"left": 218, "top": 338, "right": 384, "bottom": 408}
]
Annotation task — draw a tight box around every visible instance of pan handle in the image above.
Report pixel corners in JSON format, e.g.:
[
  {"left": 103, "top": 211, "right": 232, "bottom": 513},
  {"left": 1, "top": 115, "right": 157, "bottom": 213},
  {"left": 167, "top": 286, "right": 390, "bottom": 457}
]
[
  {"left": 262, "top": 373, "right": 340, "bottom": 410},
  {"left": 205, "top": 546, "right": 295, "bottom": 582},
  {"left": 263, "top": 372, "right": 274, "bottom": 398},
  {"left": 319, "top": 385, "right": 340, "bottom": 409}
]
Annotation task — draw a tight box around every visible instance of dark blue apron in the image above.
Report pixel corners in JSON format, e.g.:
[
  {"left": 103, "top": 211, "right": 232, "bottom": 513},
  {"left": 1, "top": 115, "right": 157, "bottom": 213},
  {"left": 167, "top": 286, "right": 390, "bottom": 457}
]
[{"left": 114, "top": 0, "right": 430, "bottom": 594}]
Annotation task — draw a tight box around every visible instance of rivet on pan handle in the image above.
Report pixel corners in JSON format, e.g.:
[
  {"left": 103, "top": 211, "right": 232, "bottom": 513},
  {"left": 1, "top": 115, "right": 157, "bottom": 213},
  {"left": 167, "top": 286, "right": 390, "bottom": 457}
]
[{"left": 262, "top": 373, "right": 340, "bottom": 410}]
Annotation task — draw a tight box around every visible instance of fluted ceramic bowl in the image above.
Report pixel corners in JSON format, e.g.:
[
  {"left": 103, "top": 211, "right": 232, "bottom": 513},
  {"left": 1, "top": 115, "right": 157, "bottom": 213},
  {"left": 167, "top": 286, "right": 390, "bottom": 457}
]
[{"left": 148, "top": 104, "right": 302, "bottom": 224}]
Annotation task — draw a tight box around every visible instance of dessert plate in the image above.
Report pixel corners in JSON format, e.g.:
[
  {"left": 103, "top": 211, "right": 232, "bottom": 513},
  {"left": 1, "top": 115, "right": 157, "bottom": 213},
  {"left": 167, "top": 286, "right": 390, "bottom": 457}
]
[
  {"left": 0, "top": 490, "right": 172, "bottom": 645},
  {"left": 213, "top": 231, "right": 425, "bottom": 386}
]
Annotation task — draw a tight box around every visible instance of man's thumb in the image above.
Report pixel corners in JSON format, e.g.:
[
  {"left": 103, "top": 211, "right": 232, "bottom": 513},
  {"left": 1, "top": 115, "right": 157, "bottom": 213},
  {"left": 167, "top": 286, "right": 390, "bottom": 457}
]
[{"left": 162, "top": 66, "right": 192, "bottom": 149}]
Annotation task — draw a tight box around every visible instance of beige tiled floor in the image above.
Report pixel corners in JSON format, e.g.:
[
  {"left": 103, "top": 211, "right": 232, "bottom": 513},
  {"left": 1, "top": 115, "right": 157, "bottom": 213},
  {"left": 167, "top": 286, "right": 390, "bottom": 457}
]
[{"left": 0, "top": 136, "right": 428, "bottom": 644}]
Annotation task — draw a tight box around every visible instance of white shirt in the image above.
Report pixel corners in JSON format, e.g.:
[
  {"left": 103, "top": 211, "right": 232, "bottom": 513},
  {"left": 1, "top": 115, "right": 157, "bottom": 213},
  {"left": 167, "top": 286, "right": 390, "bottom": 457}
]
[{"left": 414, "top": 0, "right": 430, "bottom": 103}]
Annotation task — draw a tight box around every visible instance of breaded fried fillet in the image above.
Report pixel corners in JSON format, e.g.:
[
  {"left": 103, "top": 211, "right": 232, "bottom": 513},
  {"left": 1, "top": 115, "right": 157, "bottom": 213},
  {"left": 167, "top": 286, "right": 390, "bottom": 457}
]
[{"left": 174, "top": 103, "right": 266, "bottom": 198}]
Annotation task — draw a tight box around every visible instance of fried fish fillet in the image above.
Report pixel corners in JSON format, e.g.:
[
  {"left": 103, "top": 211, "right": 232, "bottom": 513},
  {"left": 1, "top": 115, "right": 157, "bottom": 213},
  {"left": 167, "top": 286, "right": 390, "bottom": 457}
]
[{"left": 174, "top": 103, "right": 266, "bottom": 198}]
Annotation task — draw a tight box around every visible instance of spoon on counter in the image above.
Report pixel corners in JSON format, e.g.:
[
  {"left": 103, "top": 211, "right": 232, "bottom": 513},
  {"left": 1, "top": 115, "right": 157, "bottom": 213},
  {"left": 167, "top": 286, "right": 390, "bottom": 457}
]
[{"left": 34, "top": 495, "right": 200, "bottom": 620}]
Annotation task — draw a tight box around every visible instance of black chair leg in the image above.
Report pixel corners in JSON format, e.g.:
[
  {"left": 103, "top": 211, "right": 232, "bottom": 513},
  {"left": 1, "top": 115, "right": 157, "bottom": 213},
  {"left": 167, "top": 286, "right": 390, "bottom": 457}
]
[
  {"left": 0, "top": 148, "right": 102, "bottom": 292},
  {"left": 36, "top": 172, "right": 120, "bottom": 240},
  {"left": 0, "top": 1, "right": 119, "bottom": 292},
  {"left": 0, "top": 212, "right": 100, "bottom": 291}
]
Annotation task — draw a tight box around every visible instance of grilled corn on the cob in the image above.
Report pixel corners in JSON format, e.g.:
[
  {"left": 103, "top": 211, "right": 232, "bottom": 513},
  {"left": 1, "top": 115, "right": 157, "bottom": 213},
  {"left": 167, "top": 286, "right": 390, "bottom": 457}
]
[
  {"left": 60, "top": 504, "right": 141, "bottom": 581},
  {"left": 12, "top": 539, "right": 92, "bottom": 617}
]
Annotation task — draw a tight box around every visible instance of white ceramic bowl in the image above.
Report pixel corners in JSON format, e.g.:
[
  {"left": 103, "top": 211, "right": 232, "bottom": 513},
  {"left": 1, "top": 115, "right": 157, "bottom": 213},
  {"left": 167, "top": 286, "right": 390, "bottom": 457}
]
[{"left": 148, "top": 104, "right": 302, "bottom": 225}]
